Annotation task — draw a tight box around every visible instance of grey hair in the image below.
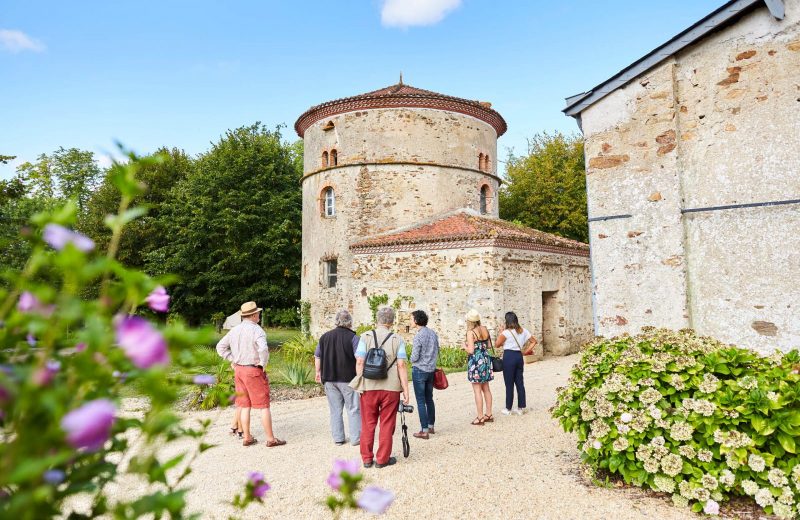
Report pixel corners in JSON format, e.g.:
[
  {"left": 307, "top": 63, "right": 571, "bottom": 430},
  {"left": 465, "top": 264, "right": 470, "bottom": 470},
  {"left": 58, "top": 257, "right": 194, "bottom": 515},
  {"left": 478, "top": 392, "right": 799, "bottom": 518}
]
[
  {"left": 335, "top": 309, "right": 353, "bottom": 328},
  {"left": 376, "top": 306, "right": 395, "bottom": 326}
]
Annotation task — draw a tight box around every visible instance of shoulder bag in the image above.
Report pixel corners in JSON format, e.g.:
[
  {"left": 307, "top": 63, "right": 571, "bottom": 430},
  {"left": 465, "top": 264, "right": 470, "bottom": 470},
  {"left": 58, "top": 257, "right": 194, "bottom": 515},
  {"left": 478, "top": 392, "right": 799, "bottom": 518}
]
[{"left": 433, "top": 368, "right": 449, "bottom": 390}]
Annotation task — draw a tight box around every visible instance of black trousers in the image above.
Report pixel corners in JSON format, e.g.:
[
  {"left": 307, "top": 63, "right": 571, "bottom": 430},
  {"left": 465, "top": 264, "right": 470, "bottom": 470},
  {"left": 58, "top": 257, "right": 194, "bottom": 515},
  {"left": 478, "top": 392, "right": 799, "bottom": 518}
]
[{"left": 502, "top": 350, "right": 526, "bottom": 410}]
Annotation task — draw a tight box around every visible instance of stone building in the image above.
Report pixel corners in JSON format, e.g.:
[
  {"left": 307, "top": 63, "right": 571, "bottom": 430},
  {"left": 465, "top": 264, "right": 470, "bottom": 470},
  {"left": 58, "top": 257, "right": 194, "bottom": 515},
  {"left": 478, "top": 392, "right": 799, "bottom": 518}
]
[
  {"left": 563, "top": 0, "right": 799, "bottom": 353},
  {"left": 296, "top": 82, "right": 592, "bottom": 350}
]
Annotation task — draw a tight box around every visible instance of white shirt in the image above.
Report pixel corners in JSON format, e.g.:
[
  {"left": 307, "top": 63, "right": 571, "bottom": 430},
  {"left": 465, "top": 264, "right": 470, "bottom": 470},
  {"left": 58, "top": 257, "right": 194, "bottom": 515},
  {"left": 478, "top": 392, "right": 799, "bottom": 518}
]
[
  {"left": 502, "top": 328, "right": 532, "bottom": 351},
  {"left": 216, "top": 320, "right": 269, "bottom": 367}
]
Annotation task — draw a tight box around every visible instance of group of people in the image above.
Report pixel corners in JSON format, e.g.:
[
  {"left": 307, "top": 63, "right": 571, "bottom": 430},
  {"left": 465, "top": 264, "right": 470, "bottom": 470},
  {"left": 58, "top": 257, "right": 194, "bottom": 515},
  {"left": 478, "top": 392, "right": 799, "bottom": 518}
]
[{"left": 216, "top": 301, "right": 538, "bottom": 469}]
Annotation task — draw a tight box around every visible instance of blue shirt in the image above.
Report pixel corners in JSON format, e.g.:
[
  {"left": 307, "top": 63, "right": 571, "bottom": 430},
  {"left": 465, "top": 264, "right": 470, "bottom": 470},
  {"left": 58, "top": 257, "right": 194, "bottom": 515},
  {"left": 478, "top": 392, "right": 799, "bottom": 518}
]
[
  {"left": 355, "top": 330, "right": 407, "bottom": 359},
  {"left": 410, "top": 326, "right": 439, "bottom": 372}
]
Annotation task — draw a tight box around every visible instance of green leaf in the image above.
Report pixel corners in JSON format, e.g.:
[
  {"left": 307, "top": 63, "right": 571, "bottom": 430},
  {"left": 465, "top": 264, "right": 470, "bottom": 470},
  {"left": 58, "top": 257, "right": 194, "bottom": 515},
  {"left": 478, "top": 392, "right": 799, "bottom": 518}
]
[{"left": 777, "top": 432, "right": 796, "bottom": 453}]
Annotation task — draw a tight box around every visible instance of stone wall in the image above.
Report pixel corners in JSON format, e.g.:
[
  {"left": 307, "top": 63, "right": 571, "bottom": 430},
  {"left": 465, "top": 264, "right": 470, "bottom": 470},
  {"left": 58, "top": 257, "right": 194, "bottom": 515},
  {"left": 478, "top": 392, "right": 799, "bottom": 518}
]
[
  {"left": 347, "top": 247, "right": 592, "bottom": 350},
  {"left": 301, "top": 107, "right": 501, "bottom": 339},
  {"left": 580, "top": 1, "right": 800, "bottom": 353}
]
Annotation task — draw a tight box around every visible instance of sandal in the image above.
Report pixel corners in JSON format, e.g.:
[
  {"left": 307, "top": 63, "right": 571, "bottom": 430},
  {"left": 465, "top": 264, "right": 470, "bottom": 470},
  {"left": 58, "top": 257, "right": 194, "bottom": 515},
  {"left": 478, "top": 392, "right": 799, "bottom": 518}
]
[
  {"left": 243, "top": 437, "right": 258, "bottom": 447},
  {"left": 483, "top": 414, "right": 494, "bottom": 423},
  {"left": 471, "top": 417, "right": 485, "bottom": 426},
  {"left": 230, "top": 427, "right": 240, "bottom": 437},
  {"left": 266, "top": 438, "right": 287, "bottom": 448}
]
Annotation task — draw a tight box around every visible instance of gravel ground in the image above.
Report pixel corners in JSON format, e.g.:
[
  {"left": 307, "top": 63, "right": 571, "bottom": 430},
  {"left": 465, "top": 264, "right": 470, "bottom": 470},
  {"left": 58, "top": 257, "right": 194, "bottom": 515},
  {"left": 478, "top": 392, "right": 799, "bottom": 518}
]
[{"left": 97, "top": 354, "right": 698, "bottom": 520}]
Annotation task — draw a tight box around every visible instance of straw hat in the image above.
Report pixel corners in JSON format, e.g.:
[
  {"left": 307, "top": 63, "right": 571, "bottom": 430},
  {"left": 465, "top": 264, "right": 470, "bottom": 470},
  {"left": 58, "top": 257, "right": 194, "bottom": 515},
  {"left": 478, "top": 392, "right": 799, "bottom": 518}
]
[
  {"left": 240, "top": 301, "right": 263, "bottom": 317},
  {"left": 465, "top": 309, "right": 482, "bottom": 323}
]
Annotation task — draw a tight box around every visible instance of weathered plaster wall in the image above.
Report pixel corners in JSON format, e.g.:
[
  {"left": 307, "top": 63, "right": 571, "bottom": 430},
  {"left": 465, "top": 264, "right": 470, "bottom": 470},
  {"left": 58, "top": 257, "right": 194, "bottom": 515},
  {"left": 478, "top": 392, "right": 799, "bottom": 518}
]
[
  {"left": 348, "top": 247, "right": 592, "bottom": 350},
  {"left": 301, "top": 107, "right": 501, "bottom": 339},
  {"left": 580, "top": 1, "right": 800, "bottom": 352}
]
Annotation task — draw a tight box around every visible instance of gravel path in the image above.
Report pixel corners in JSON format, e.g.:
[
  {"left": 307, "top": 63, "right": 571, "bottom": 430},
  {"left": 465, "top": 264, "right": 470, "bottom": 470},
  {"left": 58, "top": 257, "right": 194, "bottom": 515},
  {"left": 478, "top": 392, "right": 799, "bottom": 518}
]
[{"left": 110, "top": 355, "right": 696, "bottom": 519}]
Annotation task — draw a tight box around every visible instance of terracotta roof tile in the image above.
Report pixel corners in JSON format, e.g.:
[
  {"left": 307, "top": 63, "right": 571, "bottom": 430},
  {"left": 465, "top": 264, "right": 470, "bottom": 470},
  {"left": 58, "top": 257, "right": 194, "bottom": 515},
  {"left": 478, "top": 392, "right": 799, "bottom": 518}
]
[
  {"left": 350, "top": 212, "right": 589, "bottom": 256},
  {"left": 295, "top": 82, "right": 507, "bottom": 138}
]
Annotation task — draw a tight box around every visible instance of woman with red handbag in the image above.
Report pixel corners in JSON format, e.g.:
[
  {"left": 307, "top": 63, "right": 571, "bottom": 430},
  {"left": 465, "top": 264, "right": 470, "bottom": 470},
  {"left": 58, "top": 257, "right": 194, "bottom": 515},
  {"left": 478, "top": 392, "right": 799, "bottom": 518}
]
[{"left": 410, "top": 310, "right": 440, "bottom": 439}]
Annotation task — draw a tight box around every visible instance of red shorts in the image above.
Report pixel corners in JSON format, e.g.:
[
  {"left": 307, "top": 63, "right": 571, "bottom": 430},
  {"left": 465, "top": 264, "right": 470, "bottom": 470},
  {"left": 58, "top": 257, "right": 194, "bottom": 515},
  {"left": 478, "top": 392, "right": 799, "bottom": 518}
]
[{"left": 234, "top": 365, "right": 271, "bottom": 408}]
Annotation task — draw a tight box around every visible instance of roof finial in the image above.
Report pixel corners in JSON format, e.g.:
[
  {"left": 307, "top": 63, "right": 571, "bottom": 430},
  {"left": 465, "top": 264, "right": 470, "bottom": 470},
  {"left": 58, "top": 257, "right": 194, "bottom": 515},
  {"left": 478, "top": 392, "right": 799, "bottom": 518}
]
[{"left": 399, "top": 71, "right": 403, "bottom": 85}]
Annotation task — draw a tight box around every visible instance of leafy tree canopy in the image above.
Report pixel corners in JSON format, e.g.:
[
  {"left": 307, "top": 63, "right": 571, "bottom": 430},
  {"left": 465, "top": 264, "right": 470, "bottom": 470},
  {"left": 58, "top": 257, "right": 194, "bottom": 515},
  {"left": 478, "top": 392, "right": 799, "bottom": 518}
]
[
  {"left": 151, "top": 124, "right": 302, "bottom": 325},
  {"left": 500, "top": 132, "right": 588, "bottom": 243}
]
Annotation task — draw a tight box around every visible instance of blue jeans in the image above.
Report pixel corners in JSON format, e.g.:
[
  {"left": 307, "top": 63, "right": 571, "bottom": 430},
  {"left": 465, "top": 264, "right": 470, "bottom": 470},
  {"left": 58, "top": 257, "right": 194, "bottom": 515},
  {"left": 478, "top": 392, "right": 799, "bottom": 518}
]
[
  {"left": 412, "top": 367, "right": 435, "bottom": 431},
  {"left": 502, "top": 350, "right": 526, "bottom": 410}
]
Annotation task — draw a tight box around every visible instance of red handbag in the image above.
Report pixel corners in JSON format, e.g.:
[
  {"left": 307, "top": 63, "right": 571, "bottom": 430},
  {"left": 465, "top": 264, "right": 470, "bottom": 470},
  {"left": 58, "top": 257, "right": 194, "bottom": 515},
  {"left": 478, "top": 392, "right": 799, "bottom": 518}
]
[{"left": 433, "top": 368, "right": 448, "bottom": 390}]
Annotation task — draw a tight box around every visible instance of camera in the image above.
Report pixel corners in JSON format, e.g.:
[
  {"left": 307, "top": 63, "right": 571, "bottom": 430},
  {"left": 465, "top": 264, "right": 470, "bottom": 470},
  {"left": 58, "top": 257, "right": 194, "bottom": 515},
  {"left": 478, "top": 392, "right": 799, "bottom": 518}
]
[{"left": 398, "top": 402, "right": 414, "bottom": 414}]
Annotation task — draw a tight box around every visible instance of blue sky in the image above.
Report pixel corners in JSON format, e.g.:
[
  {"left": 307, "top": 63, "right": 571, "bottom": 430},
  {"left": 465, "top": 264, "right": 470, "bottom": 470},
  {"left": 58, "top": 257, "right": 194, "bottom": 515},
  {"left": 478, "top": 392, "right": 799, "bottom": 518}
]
[{"left": 1, "top": 0, "right": 723, "bottom": 179}]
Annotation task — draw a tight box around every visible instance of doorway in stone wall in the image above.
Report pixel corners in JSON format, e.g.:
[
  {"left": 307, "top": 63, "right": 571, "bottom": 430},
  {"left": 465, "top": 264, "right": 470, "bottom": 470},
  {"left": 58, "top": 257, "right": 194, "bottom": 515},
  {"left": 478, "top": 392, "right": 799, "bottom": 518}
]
[{"left": 542, "top": 291, "right": 558, "bottom": 355}]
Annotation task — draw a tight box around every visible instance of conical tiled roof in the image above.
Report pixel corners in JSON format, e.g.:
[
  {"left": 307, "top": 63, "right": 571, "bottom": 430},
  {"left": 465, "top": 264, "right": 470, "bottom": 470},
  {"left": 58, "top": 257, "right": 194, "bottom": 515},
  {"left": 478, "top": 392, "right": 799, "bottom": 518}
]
[
  {"left": 294, "top": 82, "right": 507, "bottom": 137},
  {"left": 350, "top": 211, "right": 588, "bottom": 256}
]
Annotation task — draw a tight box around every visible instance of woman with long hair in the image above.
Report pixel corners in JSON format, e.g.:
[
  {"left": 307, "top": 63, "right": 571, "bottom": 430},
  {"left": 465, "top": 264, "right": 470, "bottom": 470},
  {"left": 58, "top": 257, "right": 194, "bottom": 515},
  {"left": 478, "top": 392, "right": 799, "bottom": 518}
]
[
  {"left": 464, "top": 309, "right": 493, "bottom": 425},
  {"left": 495, "top": 311, "right": 536, "bottom": 415}
]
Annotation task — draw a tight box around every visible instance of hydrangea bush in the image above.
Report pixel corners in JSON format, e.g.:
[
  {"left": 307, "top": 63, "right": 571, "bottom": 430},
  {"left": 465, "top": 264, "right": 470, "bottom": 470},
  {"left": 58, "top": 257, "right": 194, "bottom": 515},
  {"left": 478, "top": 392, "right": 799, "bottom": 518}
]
[{"left": 553, "top": 328, "right": 800, "bottom": 518}]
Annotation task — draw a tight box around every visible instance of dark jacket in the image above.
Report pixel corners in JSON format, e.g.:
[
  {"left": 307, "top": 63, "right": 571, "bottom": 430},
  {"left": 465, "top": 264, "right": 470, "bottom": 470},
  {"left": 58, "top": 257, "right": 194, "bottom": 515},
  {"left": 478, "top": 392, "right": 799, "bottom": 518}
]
[{"left": 318, "top": 326, "right": 357, "bottom": 383}]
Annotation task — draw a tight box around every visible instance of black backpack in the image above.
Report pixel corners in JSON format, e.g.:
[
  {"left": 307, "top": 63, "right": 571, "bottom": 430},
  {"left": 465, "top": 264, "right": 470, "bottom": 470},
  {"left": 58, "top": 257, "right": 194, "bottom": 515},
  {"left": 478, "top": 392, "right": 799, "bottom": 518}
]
[{"left": 362, "top": 330, "right": 397, "bottom": 380}]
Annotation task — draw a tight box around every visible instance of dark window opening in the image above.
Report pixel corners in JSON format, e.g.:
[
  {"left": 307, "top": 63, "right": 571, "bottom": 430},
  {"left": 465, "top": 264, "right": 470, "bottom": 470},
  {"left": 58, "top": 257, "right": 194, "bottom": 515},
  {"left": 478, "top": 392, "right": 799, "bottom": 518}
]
[
  {"left": 325, "top": 259, "right": 338, "bottom": 288},
  {"left": 480, "top": 185, "right": 489, "bottom": 214},
  {"left": 322, "top": 151, "right": 329, "bottom": 168}
]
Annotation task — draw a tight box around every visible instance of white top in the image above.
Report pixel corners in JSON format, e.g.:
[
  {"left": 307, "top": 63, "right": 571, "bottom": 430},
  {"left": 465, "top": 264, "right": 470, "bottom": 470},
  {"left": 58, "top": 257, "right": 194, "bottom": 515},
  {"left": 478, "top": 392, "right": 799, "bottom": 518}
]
[
  {"left": 502, "top": 328, "right": 532, "bottom": 351},
  {"left": 216, "top": 320, "right": 269, "bottom": 367}
]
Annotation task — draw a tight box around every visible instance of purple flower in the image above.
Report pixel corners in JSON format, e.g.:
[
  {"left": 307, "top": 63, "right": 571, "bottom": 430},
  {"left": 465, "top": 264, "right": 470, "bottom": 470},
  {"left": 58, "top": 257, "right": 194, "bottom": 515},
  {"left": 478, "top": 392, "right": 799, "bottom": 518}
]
[
  {"left": 112, "top": 370, "right": 128, "bottom": 383},
  {"left": 74, "top": 342, "right": 87, "bottom": 353},
  {"left": 357, "top": 486, "right": 395, "bottom": 515},
  {"left": 32, "top": 359, "right": 61, "bottom": 386},
  {"left": 43, "top": 469, "right": 65, "bottom": 484},
  {"left": 61, "top": 399, "right": 116, "bottom": 452},
  {"left": 17, "top": 291, "right": 39, "bottom": 312},
  {"left": 26, "top": 334, "right": 37, "bottom": 346},
  {"left": 248, "top": 471, "right": 270, "bottom": 499},
  {"left": 43, "top": 224, "right": 95, "bottom": 252},
  {"left": 193, "top": 374, "right": 216, "bottom": 386},
  {"left": 326, "top": 458, "right": 361, "bottom": 490},
  {"left": 114, "top": 315, "right": 169, "bottom": 369},
  {"left": 145, "top": 286, "right": 170, "bottom": 313}
]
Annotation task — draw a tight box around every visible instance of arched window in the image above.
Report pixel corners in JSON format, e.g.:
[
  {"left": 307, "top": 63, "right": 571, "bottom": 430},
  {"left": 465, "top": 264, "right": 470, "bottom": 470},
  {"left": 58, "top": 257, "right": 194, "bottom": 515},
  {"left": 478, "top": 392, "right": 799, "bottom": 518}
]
[
  {"left": 323, "top": 187, "right": 335, "bottom": 217},
  {"left": 322, "top": 151, "right": 329, "bottom": 168},
  {"left": 330, "top": 149, "right": 338, "bottom": 166},
  {"left": 484, "top": 154, "right": 491, "bottom": 172},
  {"left": 480, "top": 185, "right": 489, "bottom": 214},
  {"left": 478, "top": 153, "right": 484, "bottom": 171}
]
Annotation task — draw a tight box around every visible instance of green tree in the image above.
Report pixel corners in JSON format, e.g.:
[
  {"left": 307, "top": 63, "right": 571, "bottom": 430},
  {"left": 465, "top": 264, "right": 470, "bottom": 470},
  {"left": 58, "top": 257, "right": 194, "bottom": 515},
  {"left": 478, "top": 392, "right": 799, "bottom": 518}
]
[
  {"left": 81, "top": 147, "right": 194, "bottom": 269},
  {"left": 152, "top": 124, "right": 302, "bottom": 324},
  {"left": 500, "top": 132, "right": 588, "bottom": 243},
  {"left": 16, "top": 147, "right": 102, "bottom": 211}
]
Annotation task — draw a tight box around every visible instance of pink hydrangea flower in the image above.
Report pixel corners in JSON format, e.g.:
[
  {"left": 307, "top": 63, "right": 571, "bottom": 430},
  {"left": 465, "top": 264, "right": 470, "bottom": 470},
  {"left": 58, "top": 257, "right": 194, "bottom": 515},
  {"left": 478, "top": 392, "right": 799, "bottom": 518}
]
[
  {"left": 61, "top": 399, "right": 116, "bottom": 451},
  {"left": 357, "top": 486, "right": 395, "bottom": 514},
  {"left": 32, "top": 360, "right": 61, "bottom": 386},
  {"left": 248, "top": 471, "right": 270, "bottom": 499},
  {"left": 145, "top": 286, "right": 170, "bottom": 313},
  {"left": 114, "top": 315, "right": 169, "bottom": 369},
  {"left": 326, "top": 459, "right": 361, "bottom": 490},
  {"left": 43, "top": 224, "right": 95, "bottom": 252},
  {"left": 17, "top": 291, "right": 39, "bottom": 312}
]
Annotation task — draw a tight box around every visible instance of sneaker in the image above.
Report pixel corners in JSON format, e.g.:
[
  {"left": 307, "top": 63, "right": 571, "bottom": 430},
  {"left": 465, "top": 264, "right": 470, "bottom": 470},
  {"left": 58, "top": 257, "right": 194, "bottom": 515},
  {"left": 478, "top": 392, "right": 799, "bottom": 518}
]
[
  {"left": 512, "top": 408, "right": 526, "bottom": 416},
  {"left": 428, "top": 427, "right": 435, "bottom": 435},
  {"left": 501, "top": 408, "right": 512, "bottom": 416},
  {"left": 375, "top": 457, "right": 397, "bottom": 468},
  {"left": 335, "top": 441, "right": 346, "bottom": 446},
  {"left": 363, "top": 461, "right": 374, "bottom": 468}
]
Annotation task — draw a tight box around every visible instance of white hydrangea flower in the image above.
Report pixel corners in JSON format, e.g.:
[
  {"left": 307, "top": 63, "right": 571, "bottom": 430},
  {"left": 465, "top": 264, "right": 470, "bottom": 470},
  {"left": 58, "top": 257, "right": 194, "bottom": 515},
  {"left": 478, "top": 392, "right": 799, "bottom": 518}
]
[
  {"left": 644, "top": 459, "right": 660, "bottom": 474},
  {"left": 678, "top": 480, "right": 694, "bottom": 499},
  {"left": 661, "top": 453, "right": 683, "bottom": 477},
  {"left": 591, "top": 419, "right": 611, "bottom": 439},
  {"left": 581, "top": 408, "right": 596, "bottom": 421},
  {"left": 725, "top": 451, "right": 741, "bottom": 470},
  {"left": 592, "top": 440, "right": 602, "bottom": 450},
  {"left": 651, "top": 436, "right": 666, "bottom": 447},
  {"left": 654, "top": 417, "right": 670, "bottom": 429},
  {"left": 701, "top": 474, "right": 718, "bottom": 490},
  {"left": 639, "top": 387, "right": 662, "bottom": 405},
  {"left": 741, "top": 479, "right": 759, "bottom": 496},
  {"left": 620, "top": 412, "right": 633, "bottom": 423},
  {"left": 653, "top": 474, "right": 676, "bottom": 493},
  {"left": 748, "top": 454, "right": 766, "bottom": 473},
  {"left": 670, "top": 374, "right": 686, "bottom": 390},
  {"left": 672, "top": 493, "right": 690, "bottom": 508},
  {"left": 652, "top": 445, "right": 669, "bottom": 460},
  {"left": 792, "top": 465, "right": 800, "bottom": 486},
  {"left": 754, "top": 488, "right": 774, "bottom": 508},
  {"left": 769, "top": 468, "right": 788, "bottom": 487},
  {"left": 612, "top": 437, "right": 629, "bottom": 452},
  {"left": 670, "top": 421, "right": 694, "bottom": 442},
  {"left": 767, "top": 391, "right": 779, "bottom": 402},
  {"left": 719, "top": 470, "right": 736, "bottom": 487},
  {"left": 699, "top": 373, "right": 719, "bottom": 394},
  {"left": 698, "top": 450, "right": 713, "bottom": 463},
  {"left": 617, "top": 423, "right": 630, "bottom": 434},
  {"left": 703, "top": 499, "right": 720, "bottom": 516},
  {"left": 679, "top": 445, "right": 696, "bottom": 459},
  {"left": 739, "top": 375, "right": 758, "bottom": 390},
  {"left": 695, "top": 488, "right": 711, "bottom": 502},
  {"left": 772, "top": 503, "right": 793, "bottom": 520},
  {"left": 692, "top": 399, "right": 716, "bottom": 417},
  {"left": 778, "top": 487, "right": 795, "bottom": 505},
  {"left": 648, "top": 406, "right": 662, "bottom": 420},
  {"left": 640, "top": 377, "right": 655, "bottom": 387}
]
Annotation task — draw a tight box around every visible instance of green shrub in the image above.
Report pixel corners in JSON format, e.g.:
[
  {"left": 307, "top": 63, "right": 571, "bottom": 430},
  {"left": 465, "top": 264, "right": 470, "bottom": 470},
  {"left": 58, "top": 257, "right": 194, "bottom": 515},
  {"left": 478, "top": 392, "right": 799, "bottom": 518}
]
[
  {"left": 438, "top": 346, "right": 468, "bottom": 369},
  {"left": 185, "top": 359, "right": 234, "bottom": 410},
  {"left": 278, "top": 360, "right": 312, "bottom": 386},
  {"left": 552, "top": 328, "right": 800, "bottom": 518},
  {"left": 354, "top": 323, "right": 372, "bottom": 336},
  {"left": 280, "top": 334, "right": 317, "bottom": 364},
  {"left": 265, "top": 307, "right": 299, "bottom": 328}
]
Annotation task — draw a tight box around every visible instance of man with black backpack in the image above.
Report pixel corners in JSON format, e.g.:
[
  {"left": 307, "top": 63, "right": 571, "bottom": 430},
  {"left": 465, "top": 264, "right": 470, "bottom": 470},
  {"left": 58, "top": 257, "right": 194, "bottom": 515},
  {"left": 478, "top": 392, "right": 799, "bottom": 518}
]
[{"left": 349, "top": 306, "right": 410, "bottom": 469}]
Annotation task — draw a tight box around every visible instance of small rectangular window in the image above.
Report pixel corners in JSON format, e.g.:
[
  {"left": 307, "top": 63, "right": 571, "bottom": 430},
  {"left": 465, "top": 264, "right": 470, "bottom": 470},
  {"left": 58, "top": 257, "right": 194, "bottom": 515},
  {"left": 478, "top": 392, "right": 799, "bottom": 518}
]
[{"left": 324, "top": 260, "right": 337, "bottom": 288}]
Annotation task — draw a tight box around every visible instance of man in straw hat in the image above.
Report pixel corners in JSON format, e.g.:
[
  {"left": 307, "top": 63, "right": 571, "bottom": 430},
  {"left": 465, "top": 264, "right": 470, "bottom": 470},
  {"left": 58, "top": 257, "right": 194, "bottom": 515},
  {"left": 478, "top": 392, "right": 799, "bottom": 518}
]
[{"left": 217, "top": 301, "right": 286, "bottom": 447}]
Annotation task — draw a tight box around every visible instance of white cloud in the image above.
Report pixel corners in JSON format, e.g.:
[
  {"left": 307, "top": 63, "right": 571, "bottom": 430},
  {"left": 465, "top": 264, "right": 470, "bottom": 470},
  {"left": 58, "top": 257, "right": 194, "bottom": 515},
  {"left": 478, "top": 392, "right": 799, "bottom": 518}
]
[
  {"left": 381, "top": 0, "right": 462, "bottom": 28},
  {"left": 0, "top": 29, "right": 46, "bottom": 53}
]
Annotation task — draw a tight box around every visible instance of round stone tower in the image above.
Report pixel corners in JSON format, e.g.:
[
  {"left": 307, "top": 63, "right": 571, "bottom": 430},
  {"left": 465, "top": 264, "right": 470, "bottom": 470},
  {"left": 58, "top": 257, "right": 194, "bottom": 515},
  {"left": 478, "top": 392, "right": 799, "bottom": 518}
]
[{"left": 295, "top": 81, "right": 507, "bottom": 336}]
